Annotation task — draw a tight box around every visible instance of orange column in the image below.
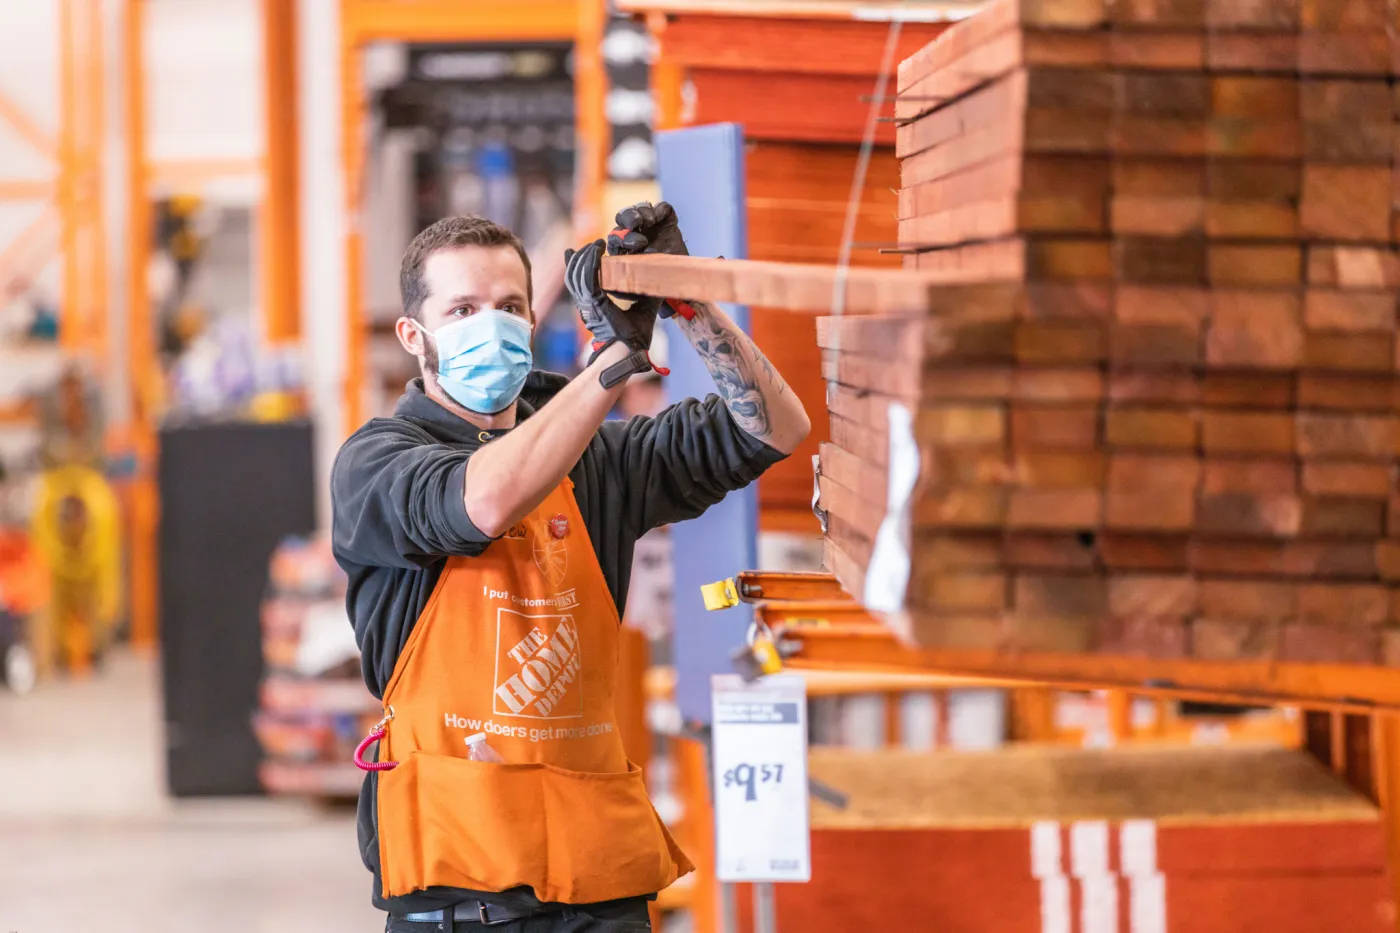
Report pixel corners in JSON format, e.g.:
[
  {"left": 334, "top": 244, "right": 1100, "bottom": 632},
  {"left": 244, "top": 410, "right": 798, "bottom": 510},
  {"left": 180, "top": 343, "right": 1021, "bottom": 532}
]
[
  {"left": 648, "top": 14, "right": 685, "bottom": 132},
  {"left": 58, "top": 0, "right": 80, "bottom": 351},
  {"left": 58, "top": 0, "right": 108, "bottom": 358},
  {"left": 340, "top": 32, "right": 366, "bottom": 435},
  {"left": 124, "top": 0, "right": 158, "bottom": 649},
  {"left": 1370, "top": 714, "right": 1400, "bottom": 933},
  {"left": 84, "top": 0, "right": 108, "bottom": 363},
  {"left": 261, "top": 0, "right": 301, "bottom": 344},
  {"left": 572, "top": 0, "right": 607, "bottom": 236},
  {"left": 1106, "top": 689, "right": 1133, "bottom": 744}
]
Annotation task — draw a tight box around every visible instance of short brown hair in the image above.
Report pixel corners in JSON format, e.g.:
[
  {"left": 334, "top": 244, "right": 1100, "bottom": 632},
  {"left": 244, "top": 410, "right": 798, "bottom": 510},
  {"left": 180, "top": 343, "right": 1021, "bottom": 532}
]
[{"left": 399, "top": 215, "right": 533, "bottom": 319}]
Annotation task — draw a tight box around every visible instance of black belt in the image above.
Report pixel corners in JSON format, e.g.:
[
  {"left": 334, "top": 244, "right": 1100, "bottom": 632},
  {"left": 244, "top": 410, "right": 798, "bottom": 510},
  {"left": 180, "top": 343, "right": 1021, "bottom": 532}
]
[{"left": 399, "top": 900, "right": 552, "bottom": 927}]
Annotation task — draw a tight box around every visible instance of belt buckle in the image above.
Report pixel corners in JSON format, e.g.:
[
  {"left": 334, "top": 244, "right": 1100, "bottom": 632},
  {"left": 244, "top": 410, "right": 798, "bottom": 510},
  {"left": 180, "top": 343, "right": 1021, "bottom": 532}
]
[{"left": 477, "top": 902, "right": 513, "bottom": 927}]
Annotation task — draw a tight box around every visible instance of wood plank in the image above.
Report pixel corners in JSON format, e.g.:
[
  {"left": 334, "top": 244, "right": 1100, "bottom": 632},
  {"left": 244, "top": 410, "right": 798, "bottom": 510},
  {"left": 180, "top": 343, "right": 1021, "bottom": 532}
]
[
  {"left": 612, "top": 250, "right": 1087, "bottom": 312},
  {"left": 658, "top": 14, "right": 949, "bottom": 76},
  {"left": 747, "top": 141, "right": 898, "bottom": 207},
  {"left": 897, "top": 153, "right": 1108, "bottom": 221},
  {"left": 602, "top": 253, "right": 1014, "bottom": 313},
  {"left": 1207, "top": 32, "right": 1299, "bottom": 72},
  {"left": 690, "top": 68, "right": 899, "bottom": 145},
  {"left": 1301, "top": 164, "right": 1394, "bottom": 242},
  {"left": 897, "top": 0, "right": 1108, "bottom": 94},
  {"left": 1298, "top": 30, "right": 1392, "bottom": 76},
  {"left": 898, "top": 28, "right": 1110, "bottom": 122}
]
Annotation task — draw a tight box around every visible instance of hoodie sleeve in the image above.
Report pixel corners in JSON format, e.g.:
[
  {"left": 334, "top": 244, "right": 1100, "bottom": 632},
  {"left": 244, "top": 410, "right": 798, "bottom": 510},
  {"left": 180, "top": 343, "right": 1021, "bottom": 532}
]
[
  {"left": 594, "top": 394, "right": 787, "bottom": 535},
  {"left": 331, "top": 418, "right": 494, "bottom": 569}
]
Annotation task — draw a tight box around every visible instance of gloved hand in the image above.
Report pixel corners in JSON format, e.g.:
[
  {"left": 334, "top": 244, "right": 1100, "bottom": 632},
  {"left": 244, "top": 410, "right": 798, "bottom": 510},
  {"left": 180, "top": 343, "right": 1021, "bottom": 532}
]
[
  {"left": 606, "top": 201, "right": 698, "bottom": 322},
  {"left": 607, "top": 201, "right": 689, "bottom": 257},
  {"left": 564, "top": 239, "right": 666, "bottom": 389}
]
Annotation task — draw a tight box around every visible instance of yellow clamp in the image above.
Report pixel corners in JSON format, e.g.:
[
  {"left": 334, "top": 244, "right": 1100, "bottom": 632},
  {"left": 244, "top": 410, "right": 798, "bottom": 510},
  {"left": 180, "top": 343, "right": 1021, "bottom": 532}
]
[
  {"left": 700, "top": 578, "right": 740, "bottom": 611},
  {"left": 751, "top": 635, "right": 783, "bottom": 676}
]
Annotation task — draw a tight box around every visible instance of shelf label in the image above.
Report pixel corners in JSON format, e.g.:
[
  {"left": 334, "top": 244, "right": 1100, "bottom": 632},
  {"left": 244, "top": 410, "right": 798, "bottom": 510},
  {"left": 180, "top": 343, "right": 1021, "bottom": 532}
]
[{"left": 711, "top": 674, "right": 811, "bottom": 882}]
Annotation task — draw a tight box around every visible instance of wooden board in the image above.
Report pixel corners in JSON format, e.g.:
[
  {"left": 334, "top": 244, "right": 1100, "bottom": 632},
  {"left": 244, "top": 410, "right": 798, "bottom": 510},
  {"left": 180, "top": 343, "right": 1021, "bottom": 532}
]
[
  {"left": 807, "top": 745, "right": 1380, "bottom": 827},
  {"left": 654, "top": 13, "right": 950, "bottom": 75},
  {"left": 746, "top": 142, "right": 902, "bottom": 511},
  {"left": 601, "top": 253, "right": 1028, "bottom": 312}
]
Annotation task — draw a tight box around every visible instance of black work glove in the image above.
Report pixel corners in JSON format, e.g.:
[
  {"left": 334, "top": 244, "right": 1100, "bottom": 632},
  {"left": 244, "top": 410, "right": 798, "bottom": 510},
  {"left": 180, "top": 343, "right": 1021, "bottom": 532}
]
[
  {"left": 564, "top": 239, "right": 665, "bottom": 389},
  {"left": 606, "top": 201, "right": 699, "bottom": 322},
  {"left": 607, "top": 201, "right": 689, "bottom": 257}
]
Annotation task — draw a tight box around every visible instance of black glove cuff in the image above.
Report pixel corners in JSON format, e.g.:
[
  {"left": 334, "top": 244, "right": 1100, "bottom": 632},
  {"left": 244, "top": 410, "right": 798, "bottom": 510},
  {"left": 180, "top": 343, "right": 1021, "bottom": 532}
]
[{"left": 599, "top": 350, "right": 652, "bottom": 390}]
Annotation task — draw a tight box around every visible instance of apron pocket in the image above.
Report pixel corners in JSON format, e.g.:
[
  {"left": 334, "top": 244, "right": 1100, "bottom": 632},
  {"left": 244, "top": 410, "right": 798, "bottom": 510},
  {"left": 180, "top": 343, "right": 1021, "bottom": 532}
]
[
  {"left": 538, "top": 761, "right": 686, "bottom": 904},
  {"left": 377, "top": 752, "right": 548, "bottom": 898},
  {"left": 378, "top": 754, "right": 688, "bottom": 903}
]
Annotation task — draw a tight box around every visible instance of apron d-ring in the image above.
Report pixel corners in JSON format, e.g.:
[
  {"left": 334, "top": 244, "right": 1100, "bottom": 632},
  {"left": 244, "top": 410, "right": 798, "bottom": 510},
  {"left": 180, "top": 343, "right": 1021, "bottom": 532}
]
[{"left": 354, "top": 706, "right": 398, "bottom": 772}]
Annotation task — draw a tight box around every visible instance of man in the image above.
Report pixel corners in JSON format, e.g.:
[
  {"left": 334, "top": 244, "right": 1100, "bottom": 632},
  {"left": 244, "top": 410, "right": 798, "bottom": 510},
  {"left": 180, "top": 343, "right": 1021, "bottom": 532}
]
[{"left": 332, "top": 203, "right": 808, "bottom": 932}]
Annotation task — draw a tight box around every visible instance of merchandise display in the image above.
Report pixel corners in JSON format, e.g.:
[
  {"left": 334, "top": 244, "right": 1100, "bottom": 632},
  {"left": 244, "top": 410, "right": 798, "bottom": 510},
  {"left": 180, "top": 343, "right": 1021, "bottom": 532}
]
[{"left": 256, "top": 534, "right": 377, "bottom": 797}]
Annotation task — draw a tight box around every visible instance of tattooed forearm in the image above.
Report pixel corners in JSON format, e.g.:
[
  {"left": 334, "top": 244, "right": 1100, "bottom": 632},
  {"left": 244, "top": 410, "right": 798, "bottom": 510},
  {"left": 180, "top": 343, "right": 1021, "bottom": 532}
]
[
  {"left": 685, "top": 311, "right": 772, "bottom": 437},
  {"left": 678, "top": 301, "right": 810, "bottom": 452}
]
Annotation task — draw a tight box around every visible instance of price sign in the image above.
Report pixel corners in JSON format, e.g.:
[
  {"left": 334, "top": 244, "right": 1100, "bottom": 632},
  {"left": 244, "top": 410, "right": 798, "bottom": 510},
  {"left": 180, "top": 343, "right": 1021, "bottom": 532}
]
[{"left": 711, "top": 673, "right": 810, "bottom": 882}]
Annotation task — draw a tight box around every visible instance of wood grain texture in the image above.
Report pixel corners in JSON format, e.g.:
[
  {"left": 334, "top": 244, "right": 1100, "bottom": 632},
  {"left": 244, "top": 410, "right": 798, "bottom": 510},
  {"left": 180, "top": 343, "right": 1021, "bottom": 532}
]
[{"left": 601, "top": 254, "right": 1029, "bottom": 313}]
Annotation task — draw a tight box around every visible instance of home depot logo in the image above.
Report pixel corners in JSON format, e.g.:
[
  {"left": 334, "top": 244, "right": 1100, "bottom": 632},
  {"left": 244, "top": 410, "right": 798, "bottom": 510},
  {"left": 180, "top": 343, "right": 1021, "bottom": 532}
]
[{"left": 491, "top": 608, "right": 583, "bottom": 719}]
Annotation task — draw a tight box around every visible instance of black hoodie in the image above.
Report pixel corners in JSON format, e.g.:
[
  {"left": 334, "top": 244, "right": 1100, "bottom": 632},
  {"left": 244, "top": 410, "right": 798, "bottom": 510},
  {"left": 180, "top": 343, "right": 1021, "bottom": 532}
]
[{"left": 330, "top": 372, "right": 784, "bottom": 914}]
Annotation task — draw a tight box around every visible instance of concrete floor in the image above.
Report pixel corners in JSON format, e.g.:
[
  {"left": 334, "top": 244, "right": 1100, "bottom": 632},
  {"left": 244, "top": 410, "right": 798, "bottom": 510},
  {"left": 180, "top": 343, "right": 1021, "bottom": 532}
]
[{"left": 0, "top": 650, "right": 383, "bottom": 932}]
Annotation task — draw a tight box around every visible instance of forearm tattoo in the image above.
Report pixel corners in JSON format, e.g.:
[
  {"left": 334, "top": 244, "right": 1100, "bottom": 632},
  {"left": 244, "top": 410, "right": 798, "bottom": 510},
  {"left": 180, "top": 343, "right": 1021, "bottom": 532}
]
[{"left": 682, "top": 305, "right": 780, "bottom": 440}]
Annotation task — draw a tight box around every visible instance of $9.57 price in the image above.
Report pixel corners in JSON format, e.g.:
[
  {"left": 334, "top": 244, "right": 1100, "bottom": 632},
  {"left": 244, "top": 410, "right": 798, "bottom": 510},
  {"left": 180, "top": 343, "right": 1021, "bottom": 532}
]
[{"left": 721, "top": 762, "right": 785, "bottom": 801}]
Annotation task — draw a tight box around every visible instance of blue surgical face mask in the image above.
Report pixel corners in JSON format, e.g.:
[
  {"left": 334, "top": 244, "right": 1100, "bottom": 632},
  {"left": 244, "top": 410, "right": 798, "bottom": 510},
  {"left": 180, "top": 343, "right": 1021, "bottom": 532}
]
[{"left": 415, "top": 309, "right": 533, "bottom": 414}]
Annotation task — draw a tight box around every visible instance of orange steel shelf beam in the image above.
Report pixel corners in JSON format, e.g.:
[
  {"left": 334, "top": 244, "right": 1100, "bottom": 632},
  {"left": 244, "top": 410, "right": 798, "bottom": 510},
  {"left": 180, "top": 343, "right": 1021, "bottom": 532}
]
[
  {"left": 340, "top": 26, "right": 367, "bottom": 436},
  {"left": 123, "top": 0, "right": 158, "bottom": 650},
  {"left": 740, "top": 572, "right": 1400, "bottom": 711},
  {"left": 1374, "top": 714, "right": 1400, "bottom": 931},
  {"left": 338, "top": 0, "right": 598, "bottom": 434},
  {"left": 341, "top": 0, "right": 578, "bottom": 42},
  {"left": 642, "top": 3, "right": 688, "bottom": 134},
  {"left": 0, "top": 208, "right": 58, "bottom": 285},
  {"left": 735, "top": 570, "right": 853, "bottom": 602},
  {"left": 58, "top": 0, "right": 79, "bottom": 351},
  {"left": 84, "top": 0, "right": 108, "bottom": 363},
  {"left": 771, "top": 620, "right": 1400, "bottom": 713},
  {"left": 56, "top": 0, "right": 108, "bottom": 358},
  {"left": 573, "top": 0, "right": 606, "bottom": 238},
  {"left": 0, "top": 88, "right": 58, "bottom": 159},
  {"left": 261, "top": 0, "right": 300, "bottom": 344},
  {"left": 0, "top": 180, "right": 54, "bottom": 200},
  {"left": 144, "top": 156, "right": 264, "bottom": 186},
  {"left": 618, "top": 0, "right": 973, "bottom": 18}
]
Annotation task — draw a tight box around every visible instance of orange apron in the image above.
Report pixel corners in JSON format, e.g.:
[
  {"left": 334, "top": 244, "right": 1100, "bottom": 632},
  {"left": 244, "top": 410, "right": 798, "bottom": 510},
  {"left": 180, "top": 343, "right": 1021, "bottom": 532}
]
[{"left": 375, "top": 478, "right": 692, "bottom": 903}]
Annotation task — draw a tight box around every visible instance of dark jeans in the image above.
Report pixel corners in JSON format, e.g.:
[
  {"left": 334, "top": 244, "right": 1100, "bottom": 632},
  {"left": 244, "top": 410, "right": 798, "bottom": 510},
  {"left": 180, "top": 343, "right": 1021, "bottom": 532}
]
[{"left": 385, "top": 897, "right": 651, "bottom": 933}]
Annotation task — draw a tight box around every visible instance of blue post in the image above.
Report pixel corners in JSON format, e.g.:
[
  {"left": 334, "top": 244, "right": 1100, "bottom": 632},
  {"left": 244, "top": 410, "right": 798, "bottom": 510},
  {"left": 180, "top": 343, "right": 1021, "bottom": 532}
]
[{"left": 654, "top": 124, "right": 755, "bottom": 726}]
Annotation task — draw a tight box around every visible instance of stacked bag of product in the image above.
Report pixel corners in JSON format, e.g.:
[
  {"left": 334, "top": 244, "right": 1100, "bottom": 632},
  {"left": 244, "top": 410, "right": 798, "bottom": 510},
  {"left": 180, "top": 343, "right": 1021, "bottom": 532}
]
[
  {"left": 817, "top": 0, "right": 1400, "bottom": 662},
  {"left": 255, "top": 535, "right": 378, "bottom": 796}
]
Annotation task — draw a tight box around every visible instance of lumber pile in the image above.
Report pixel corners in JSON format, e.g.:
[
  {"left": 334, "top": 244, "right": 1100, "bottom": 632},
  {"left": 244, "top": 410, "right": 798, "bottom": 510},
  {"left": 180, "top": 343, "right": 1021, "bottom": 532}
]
[
  {"left": 818, "top": 0, "right": 1400, "bottom": 664},
  {"left": 734, "top": 746, "right": 1392, "bottom": 932},
  {"left": 636, "top": 7, "right": 953, "bottom": 518}
]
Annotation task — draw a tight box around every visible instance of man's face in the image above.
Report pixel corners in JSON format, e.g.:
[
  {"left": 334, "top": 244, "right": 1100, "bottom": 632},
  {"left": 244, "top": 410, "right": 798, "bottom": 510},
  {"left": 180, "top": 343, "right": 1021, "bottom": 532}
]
[{"left": 401, "top": 243, "right": 533, "bottom": 374}]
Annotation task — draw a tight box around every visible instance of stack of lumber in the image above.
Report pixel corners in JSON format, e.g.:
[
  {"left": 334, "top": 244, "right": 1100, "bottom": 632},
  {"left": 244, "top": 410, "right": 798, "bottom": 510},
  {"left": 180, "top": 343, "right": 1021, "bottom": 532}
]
[
  {"left": 733, "top": 745, "right": 1391, "bottom": 932},
  {"left": 635, "top": 4, "right": 954, "bottom": 517},
  {"left": 816, "top": 0, "right": 1400, "bottom": 663}
]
